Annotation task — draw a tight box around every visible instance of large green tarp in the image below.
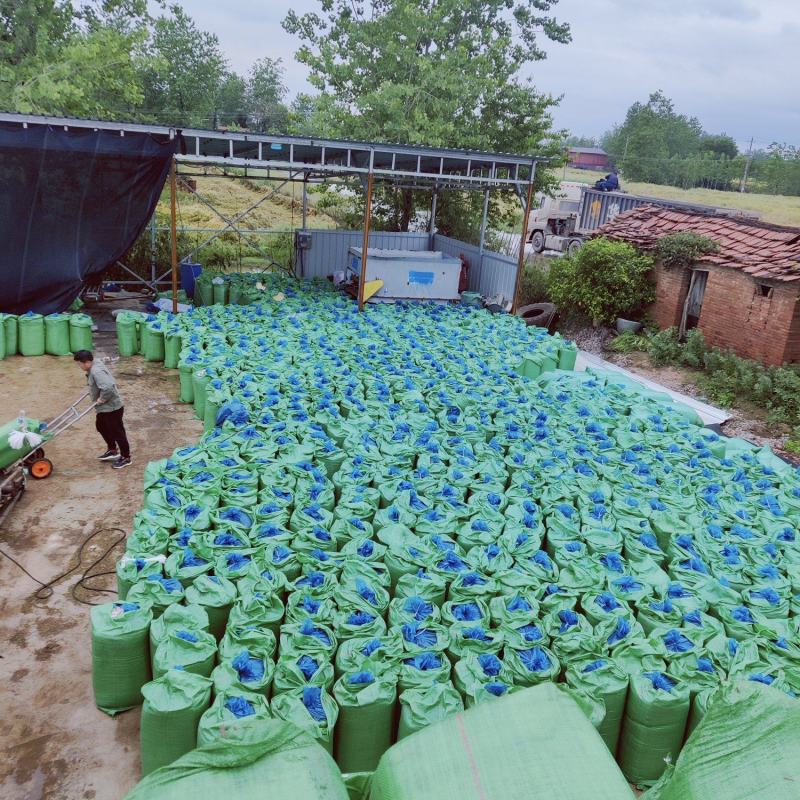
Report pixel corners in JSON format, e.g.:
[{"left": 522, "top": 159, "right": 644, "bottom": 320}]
[
  {"left": 370, "top": 683, "right": 634, "bottom": 800},
  {"left": 125, "top": 719, "right": 349, "bottom": 799},
  {"left": 642, "top": 681, "right": 800, "bottom": 800}
]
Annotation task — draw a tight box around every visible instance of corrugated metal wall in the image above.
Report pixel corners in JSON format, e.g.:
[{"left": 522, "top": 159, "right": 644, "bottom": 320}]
[
  {"left": 295, "top": 230, "right": 430, "bottom": 279},
  {"left": 295, "top": 229, "right": 519, "bottom": 301},
  {"left": 578, "top": 189, "right": 654, "bottom": 233}
]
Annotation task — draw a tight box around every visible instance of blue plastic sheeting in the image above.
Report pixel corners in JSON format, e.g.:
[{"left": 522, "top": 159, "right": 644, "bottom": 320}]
[{"left": 0, "top": 123, "right": 175, "bottom": 314}]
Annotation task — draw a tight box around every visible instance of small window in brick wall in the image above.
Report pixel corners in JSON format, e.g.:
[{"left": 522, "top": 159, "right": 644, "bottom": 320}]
[{"left": 756, "top": 284, "right": 773, "bottom": 299}]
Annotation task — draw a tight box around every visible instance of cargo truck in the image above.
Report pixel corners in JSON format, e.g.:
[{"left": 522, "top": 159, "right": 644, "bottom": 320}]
[{"left": 527, "top": 182, "right": 760, "bottom": 255}]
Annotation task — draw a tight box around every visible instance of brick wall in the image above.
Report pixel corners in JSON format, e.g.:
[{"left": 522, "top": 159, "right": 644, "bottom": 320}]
[
  {"left": 649, "top": 262, "right": 691, "bottom": 329},
  {"left": 651, "top": 261, "right": 800, "bottom": 365}
]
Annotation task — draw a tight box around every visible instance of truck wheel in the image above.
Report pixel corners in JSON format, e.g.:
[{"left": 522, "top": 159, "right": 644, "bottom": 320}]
[
  {"left": 567, "top": 239, "right": 583, "bottom": 256},
  {"left": 530, "top": 231, "right": 545, "bottom": 253}
]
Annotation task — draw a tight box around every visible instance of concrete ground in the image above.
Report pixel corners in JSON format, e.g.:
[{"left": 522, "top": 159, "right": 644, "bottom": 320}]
[{"left": 0, "top": 301, "right": 202, "bottom": 800}]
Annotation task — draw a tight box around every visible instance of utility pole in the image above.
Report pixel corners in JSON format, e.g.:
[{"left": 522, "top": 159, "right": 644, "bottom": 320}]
[
  {"left": 622, "top": 136, "right": 630, "bottom": 172},
  {"left": 739, "top": 137, "right": 754, "bottom": 193}
]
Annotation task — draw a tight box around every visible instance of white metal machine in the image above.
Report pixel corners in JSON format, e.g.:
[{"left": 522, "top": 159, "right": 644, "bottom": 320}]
[{"left": 347, "top": 248, "right": 462, "bottom": 301}]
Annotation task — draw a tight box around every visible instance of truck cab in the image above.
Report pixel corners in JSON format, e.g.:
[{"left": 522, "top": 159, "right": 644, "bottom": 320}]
[{"left": 527, "top": 181, "right": 587, "bottom": 255}]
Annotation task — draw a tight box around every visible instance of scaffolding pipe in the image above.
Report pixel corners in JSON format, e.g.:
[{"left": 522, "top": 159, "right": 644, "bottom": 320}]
[
  {"left": 478, "top": 189, "right": 490, "bottom": 254},
  {"left": 170, "top": 157, "right": 178, "bottom": 313},
  {"left": 511, "top": 165, "right": 537, "bottom": 314},
  {"left": 302, "top": 177, "right": 308, "bottom": 229},
  {"left": 358, "top": 172, "right": 374, "bottom": 312}
]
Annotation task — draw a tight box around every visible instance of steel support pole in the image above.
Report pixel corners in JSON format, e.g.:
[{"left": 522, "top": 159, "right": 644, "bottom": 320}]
[
  {"left": 429, "top": 189, "right": 438, "bottom": 234},
  {"left": 358, "top": 172, "right": 374, "bottom": 312},
  {"left": 302, "top": 177, "right": 308, "bottom": 229},
  {"left": 478, "top": 189, "right": 490, "bottom": 255},
  {"left": 170, "top": 158, "right": 179, "bottom": 313},
  {"left": 511, "top": 167, "right": 536, "bottom": 315},
  {"left": 150, "top": 214, "right": 157, "bottom": 286}
]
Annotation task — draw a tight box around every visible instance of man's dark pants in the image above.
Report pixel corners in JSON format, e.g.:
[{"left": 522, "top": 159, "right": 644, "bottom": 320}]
[{"left": 96, "top": 408, "right": 130, "bottom": 458}]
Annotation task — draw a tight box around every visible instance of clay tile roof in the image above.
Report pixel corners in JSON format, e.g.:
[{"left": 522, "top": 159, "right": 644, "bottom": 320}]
[{"left": 596, "top": 205, "right": 800, "bottom": 281}]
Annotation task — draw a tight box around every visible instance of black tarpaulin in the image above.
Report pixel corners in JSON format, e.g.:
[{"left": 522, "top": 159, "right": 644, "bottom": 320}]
[{"left": 0, "top": 123, "right": 177, "bottom": 314}]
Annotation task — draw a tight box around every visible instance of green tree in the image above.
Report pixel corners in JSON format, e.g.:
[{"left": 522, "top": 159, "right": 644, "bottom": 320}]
[
  {"left": 283, "top": 0, "right": 571, "bottom": 232},
  {"left": 216, "top": 73, "right": 247, "bottom": 128},
  {"left": 139, "top": 4, "right": 227, "bottom": 127},
  {"left": 603, "top": 90, "right": 704, "bottom": 182},
  {"left": 699, "top": 133, "right": 738, "bottom": 160},
  {"left": 548, "top": 238, "right": 655, "bottom": 326},
  {"left": 245, "top": 57, "right": 288, "bottom": 133},
  {"left": 0, "top": 0, "right": 146, "bottom": 117}
]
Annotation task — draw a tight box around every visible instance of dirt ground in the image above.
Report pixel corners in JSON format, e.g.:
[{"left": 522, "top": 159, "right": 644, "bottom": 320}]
[{"left": 0, "top": 301, "right": 202, "bottom": 800}]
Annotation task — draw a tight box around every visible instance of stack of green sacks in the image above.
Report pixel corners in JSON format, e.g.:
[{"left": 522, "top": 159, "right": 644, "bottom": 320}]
[
  {"left": 96, "top": 275, "right": 800, "bottom": 785},
  {"left": 2, "top": 311, "right": 94, "bottom": 356}
]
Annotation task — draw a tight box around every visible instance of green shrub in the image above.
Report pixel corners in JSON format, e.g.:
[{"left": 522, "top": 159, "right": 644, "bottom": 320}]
[
  {"left": 655, "top": 232, "right": 719, "bottom": 270},
  {"left": 681, "top": 329, "right": 708, "bottom": 368},
  {"left": 785, "top": 429, "right": 800, "bottom": 456},
  {"left": 647, "top": 327, "right": 682, "bottom": 366},
  {"left": 610, "top": 331, "right": 649, "bottom": 354},
  {"left": 548, "top": 238, "right": 655, "bottom": 325},
  {"left": 517, "top": 260, "right": 552, "bottom": 306}
]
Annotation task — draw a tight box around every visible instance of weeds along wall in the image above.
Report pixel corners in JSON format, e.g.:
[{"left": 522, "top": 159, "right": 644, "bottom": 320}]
[{"left": 102, "top": 274, "right": 800, "bottom": 789}]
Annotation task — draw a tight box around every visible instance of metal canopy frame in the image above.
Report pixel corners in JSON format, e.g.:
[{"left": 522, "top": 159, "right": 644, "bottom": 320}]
[{"left": 0, "top": 112, "right": 546, "bottom": 311}]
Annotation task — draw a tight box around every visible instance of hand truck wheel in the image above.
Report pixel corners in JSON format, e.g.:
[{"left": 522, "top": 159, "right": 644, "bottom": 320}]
[{"left": 29, "top": 458, "right": 53, "bottom": 480}]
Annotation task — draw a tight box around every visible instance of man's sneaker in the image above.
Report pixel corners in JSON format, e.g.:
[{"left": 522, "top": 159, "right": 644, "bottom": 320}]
[
  {"left": 98, "top": 449, "right": 119, "bottom": 461},
  {"left": 112, "top": 457, "right": 132, "bottom": 470}
]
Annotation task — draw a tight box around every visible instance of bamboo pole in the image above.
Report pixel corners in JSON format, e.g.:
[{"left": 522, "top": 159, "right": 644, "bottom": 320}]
[
  {"left": 170, "top": 157, "right": 179, "bottom": 314},
  {"left": 358, "top": 172, "right": 374, "bottom": 312},
  {"left": 511, "top": 168, "right": 536, "bottom": 315}
]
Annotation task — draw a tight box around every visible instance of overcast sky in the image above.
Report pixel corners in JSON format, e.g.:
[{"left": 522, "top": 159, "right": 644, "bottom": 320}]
[{"left": 181, "top": 0, "right": 799, "bottom": 150}]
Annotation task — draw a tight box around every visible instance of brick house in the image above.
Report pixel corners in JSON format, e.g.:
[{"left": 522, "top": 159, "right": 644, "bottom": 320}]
[
  {"left": 567, "top": 147, "right": 610, "bottom": 171},
  {"left": 598, "top": 206, "right": 800, "bottom": 366}
]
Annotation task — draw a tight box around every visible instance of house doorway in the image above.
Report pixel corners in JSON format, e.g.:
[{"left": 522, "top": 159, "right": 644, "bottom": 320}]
[{"left": 679, "top": 270, "right": 708, "bottom": 338}]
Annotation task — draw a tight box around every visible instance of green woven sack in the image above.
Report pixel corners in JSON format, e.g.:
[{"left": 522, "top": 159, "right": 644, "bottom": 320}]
[
  {"left": 227, "top": 593, "right": 285, "bottom": 636},
  {"left": 4, "top": 314, "right": 18, "bottom": 356},
  {"left": 642, "top": 680, "right": 800, "bottom": 800},
  {"left": 398, "top": 650, "right": 451, "bottom": 692},
  {"left": 18, "top": 312, "right": 45, "bottom": 355},
  {"left": 618, "top": 672, "right": 691, "bottom": 786},
  {"left": 211, "top": 652, "right": 275, "bottom": 699},
  {"left": 140, "top": 670, "right": 212, "bottom": 776},
  {"left": 333, "top": 669, "right": 398, "bottom": 773},
  {"left": 196, "top": 690, "right": 273, "bottom": 746},
  {"left": 125, "top": 719, "right": 349, "bottom": 800},
  {"left": 397, "top": 682, "right": 464, "bottom": 739},
  {"left": 91, "top": 601, "right": 153, "bottom": 715},
  {"left": 116, "top": 313, "right": 138, "bottom": 357},
  {"left": 149, "top": 603, "right": 210, "bottom": 668},
  {"left": 143, "top": 323, "right": 166, "bottom": 361},
  {"left": 177, "top": 362, "right": 195, "bottom": 403},
  {"left": 184, "top": 574, "right": 237, "bottom": 640},
  {"left": 45, "top": 312, "right": 71, "bottom": 355},
  {"left": 116, "top": 554, "right": 164, "bottom": 599},
  {"left": 335, "top": 633, "right": 405, "bottom": 679},
  {"left": 273, "top": 653, "right": 335, "bottom": 695},
  {"left": 0, "top": 315, "right": 5, "bottom": 360},
  {"left": 164, "top": 331, "right": 182, "bottom": 369},
  {"left": 152, "top": 629, "right": 218, "bottom": 679},
  {"left": 219, "top": 626, "right": 277, "bottom": 662},
  {"left": 393, "top": 570, "right": 447, "bottom": 606},
  {"left": 127, "top": 576, "right": 186, "bottom": 617},
  {"left": 565, "top": 655, "right": 630, "bottom": 753},
  {"left": 271, "top": 686, "right": 339, "bottom": 753},
  {"left": 370, "top": 683, "right": 634, "bottom": 800},
  {"left": 68, "top": 313, "right": 93, "bottom": 352}
]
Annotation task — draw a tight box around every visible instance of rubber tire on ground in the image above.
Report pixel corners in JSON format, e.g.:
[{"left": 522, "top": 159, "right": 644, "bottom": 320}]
[
  {"left": 530, "top": 231, "right": 545, "bottom": 253},
  {"left": 567, "top": 238, "right": 583, "bottom": 256},
  {"left": 30, "top": 459, "right": 53, "bottom": 479}
]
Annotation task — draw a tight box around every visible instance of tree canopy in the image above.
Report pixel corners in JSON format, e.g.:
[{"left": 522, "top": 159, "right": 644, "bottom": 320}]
[{"left": 283, "top": 0, "right": 571, "bottom": 233}]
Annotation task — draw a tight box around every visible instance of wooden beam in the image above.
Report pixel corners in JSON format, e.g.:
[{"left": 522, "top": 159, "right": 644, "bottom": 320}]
[
  {"left": 170, "top": 157, "right": 179, "bottom": 313},
  {"left": 358, "top": 172, "right": 374, "bottom": 312}
]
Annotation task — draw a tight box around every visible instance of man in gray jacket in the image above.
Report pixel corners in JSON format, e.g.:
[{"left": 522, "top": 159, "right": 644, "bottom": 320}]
[{"left": 73, "top": 350, "right": 131, "bottom": 469}]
